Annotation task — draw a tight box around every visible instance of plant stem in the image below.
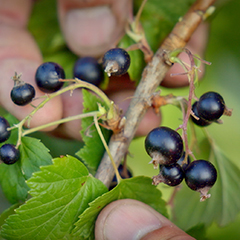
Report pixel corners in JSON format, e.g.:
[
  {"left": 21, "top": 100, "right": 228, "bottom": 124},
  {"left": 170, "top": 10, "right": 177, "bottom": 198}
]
[
  {"left": 22, "top": 111, "right": 100, "bottom": 136},
  {"left": 179, "top": 48, "right": 197, "bottom": 162},
  {"left": 93, "top": 115, "right": 122, "bottom": 183},
  {"left": 95, "top": 0, "right": 217, "bottom": 187},
  {"left": 134, "top": 0, "right": 148, "bottom": 33},
  {"left": 12, "top": 80, "right": 112, "bottom": 147}
]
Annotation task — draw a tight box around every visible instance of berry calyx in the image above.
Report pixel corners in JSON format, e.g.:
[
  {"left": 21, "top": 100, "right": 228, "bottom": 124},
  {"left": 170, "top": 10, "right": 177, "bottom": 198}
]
[
  {"left": 102, "top": 48, "right": 130, "bottom": 76},
  {"left": 0, "top": 144, "right": 20, "bottom": 165},
  {"left": 191, "top": 101, "right": 212, "bottom": 127},
  {"left": 35, "top": 62, "right": 65, "bottom": 93},
  {"left": 152, "top": 163, "right": 184, "bottom": 186},
  {"left": 197, "top": 91, "right": 225, "bottom": 121},
  {"left": 185, "top": 160, "right": 217, "bottom": 201},
  {"left": 73, "top": 57, "right": 104, "bottom": 87},
  {"left": 0, "top": 117, "right": 11, "bottom": 143},
  {"left": 10, "top": 73, "right": 35, "bottom": 106},
  {"left": 145, "top": 126, "right": 184, "bottom": 168}
]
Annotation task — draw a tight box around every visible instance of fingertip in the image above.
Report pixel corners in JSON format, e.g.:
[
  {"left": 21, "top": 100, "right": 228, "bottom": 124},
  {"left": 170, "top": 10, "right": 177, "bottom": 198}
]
[
  {"left": 136, "top": 108, "right": 161, "bottom": 137},
  {"left": 95, "top": 199, "right": 195, "bottom": 240},
  {"left": 58, "top": 0, "right": 132, "bottom": 57},
  {"left": 50, "top": 90, "right": 84, "bottom": 139},
  {"left": 95, "top": 199, "right": 162, "bottom": 240}
]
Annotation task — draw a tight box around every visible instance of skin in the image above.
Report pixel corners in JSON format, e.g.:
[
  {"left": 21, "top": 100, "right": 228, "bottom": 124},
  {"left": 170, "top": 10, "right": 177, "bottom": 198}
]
[
  {"left": 95, "top": 199, "right": 196, "bottom": 240},
  {"left": 0, "top": 0, "right": 208, "bottom": 238}
]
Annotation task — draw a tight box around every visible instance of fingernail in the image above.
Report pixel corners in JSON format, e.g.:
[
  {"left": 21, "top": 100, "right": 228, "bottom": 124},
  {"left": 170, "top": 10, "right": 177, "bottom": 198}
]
[{"left": 103, "top": 203, "right": 162, "bottom": 240}]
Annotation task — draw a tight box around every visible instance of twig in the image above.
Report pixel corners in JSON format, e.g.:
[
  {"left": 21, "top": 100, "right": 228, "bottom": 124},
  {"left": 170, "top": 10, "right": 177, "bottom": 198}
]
[{"left": 95, "top": 0, "right": 216, "bottom": 186}]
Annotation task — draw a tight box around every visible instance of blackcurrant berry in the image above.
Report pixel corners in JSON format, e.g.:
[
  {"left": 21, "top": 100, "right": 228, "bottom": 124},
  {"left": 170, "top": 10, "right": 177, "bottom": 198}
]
[
  {"left": 185, "top": 160, "right": 217, "bottom": 201},
  {"left": 35, "top": 62, "right": 65, "bottom": 93},
  {"left": 102, "top": 48, "right": 130, "bottom": 76},
  {"left": 109, "top": 164, "right": 132, "bottom": 190},
  {"left": 0, "top": 117, "right": 11, "bottom": 143},
  {"left": 0, "top": 144, "right": 20, "bottom": 165},
  {"left": 177, "top": 151, "right": 190, "bottom": 171},
  {"left": 73, "top": 57, "right": 104, "bottom": 87},
  {"left": 11, "top": 82, "right": 35, "bottom": 106},
  {"left": 152, "top": 163, "right": 184, "bottom": 186},
  {"left": 197, "top": 91, "right": 225, "bottom": 121},
  {"left": 191, "top": 101, "right": 212, "bottom": 127},
  {"left": 145, "top": 126, "right": 184, "bottom": 168}
]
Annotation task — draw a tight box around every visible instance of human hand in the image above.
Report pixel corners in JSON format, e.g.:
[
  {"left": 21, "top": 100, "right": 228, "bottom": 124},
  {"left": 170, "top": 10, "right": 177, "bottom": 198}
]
[
  {"left": 95, "top": 199, "right": 195, "bottom": 240},
  {"left": 0, "top": 0, "right": 208, "bottom": 139}
]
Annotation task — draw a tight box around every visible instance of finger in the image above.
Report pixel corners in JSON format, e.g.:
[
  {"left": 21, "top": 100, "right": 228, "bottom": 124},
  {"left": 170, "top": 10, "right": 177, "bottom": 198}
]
[
  {"left": 0, "top": 0, "right": 63, "bottom": 130},
  {"left": 161, "top": 23, "right": 209, "bottom": 88},
  {"left": 109, "top": 89, "right": 161, "bottom": 137},
  {"left": 57, "top": 0, "right": 132, "bottom": 57},
  {"left": 95, "top": 199, "right": 195, "bottom": 240},
  {"left": 51, "top": 89, "right": 84, "bottom": 140}
]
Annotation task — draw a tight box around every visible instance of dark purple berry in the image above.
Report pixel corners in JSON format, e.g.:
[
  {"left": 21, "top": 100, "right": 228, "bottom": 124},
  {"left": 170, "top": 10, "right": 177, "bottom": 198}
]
[
  {"left": 0, "top": 144, "right": 20, "bottom": 165},
  {"left": 191, "top": 101, "right": 212, "bottom": 127},
  {"left": 11, "top": 82, "right": 35, "bottom": 106},
  {"left": 185, "top": 160, "right": 217, "bottom": 201},
  {"left": 145, "top": 126, "right": 184, "bottom": 168},
  {"left": 102, "top": 48, "right": 130, "bottom": 76},
  {"left": 197, "top": 91, "right": 225, "bottom": 121},
  {"left": 73, "top": 57, "right": 104, "bottom": 87},
  {"left": 35, "top": 62, "right": 65, "bottom": 93},
  {"left": 152, "top": 163, "right": 184, "bottom": 186},
  {"left": 177, "top": 152, "right": 190, "bottom": 171},
  {"left": 0, "top": 117, "right": 11, "bottom": 143},
  {"left": 109, "top": 164, "right": 132, "bottom": 190}
]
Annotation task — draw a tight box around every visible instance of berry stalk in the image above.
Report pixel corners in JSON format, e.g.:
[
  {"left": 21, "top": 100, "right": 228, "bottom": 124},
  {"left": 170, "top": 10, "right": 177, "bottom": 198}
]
[{"left": 9, "top": 78, "right": 113, "bottom": 147}]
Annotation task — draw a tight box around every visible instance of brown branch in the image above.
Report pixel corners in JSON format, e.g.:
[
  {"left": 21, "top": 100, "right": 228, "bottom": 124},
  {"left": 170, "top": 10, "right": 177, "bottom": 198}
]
[{"left": 95, "top": 0, "right": 216, "bottom": 186}]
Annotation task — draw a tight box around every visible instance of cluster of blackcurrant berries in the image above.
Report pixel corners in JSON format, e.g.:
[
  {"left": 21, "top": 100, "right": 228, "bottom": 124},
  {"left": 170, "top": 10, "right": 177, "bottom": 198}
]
[
  {"left": 145, "top": 126, "right": 217, "bottom": 201},
  {"left": 5, "top": 48, "right": 130, "bottom": 164},
  {"left": 74, "top": 47, "right": 130, "bottom": 86},
  {"left": 10, "top": 48, "right": 130, "bottom": 107},
  {"left": 191, "top": 91, "right": 228, "bottom": 127},
  {"left": 0, "top": 117, "right": 20, "bottom": 165}
]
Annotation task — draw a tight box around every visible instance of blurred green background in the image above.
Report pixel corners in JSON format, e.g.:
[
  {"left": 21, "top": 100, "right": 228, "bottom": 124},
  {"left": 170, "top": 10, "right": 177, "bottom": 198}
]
[{"left": 1, "top": 0, "right": 240, "bottom": 239}]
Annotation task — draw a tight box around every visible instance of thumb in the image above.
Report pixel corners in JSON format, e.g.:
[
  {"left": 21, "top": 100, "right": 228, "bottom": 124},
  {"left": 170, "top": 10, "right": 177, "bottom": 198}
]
[
  {"left": 57, "top": 0, "right": 132, "bottom": 57},
  {"left": 95, "top": 199, "right": 195, "bottom": 240}
]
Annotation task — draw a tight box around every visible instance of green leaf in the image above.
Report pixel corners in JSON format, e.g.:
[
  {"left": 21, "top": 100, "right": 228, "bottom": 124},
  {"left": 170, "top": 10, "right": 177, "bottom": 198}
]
[
  {"left": 71, "top": 176, "right": 168, "bottom": 240},
  {"left": 19, "top": 137, "right": 52, "bottom": 179},
  {"left": 0, "top": 163, "right": 29, "bottom": 204},
  {"left": 0, "top": 156, "right": 108, "bottom": 240},
  {"left": 75, "top": 89, "right": 112, "bottom": 173},
  {"left": 0, "top": 114, "right": 27, "bottom": 203},
  {"left": 173, "top": 142, "right": 240, "bottom": 230},
  {"left": 0, "top": 204, "right": 20, "bottom": 240},
  {"left": 0, "top": 128, "right": 52, "bottom": 203},
  {"left": 0, "top": 203, "right": 21, "bottom": 227},
  {"left": 133, "top": 0, "right": 195, "bottom": 53},
  {"left": 186, "top": 224, "right": 207, "bottom": 240}
]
